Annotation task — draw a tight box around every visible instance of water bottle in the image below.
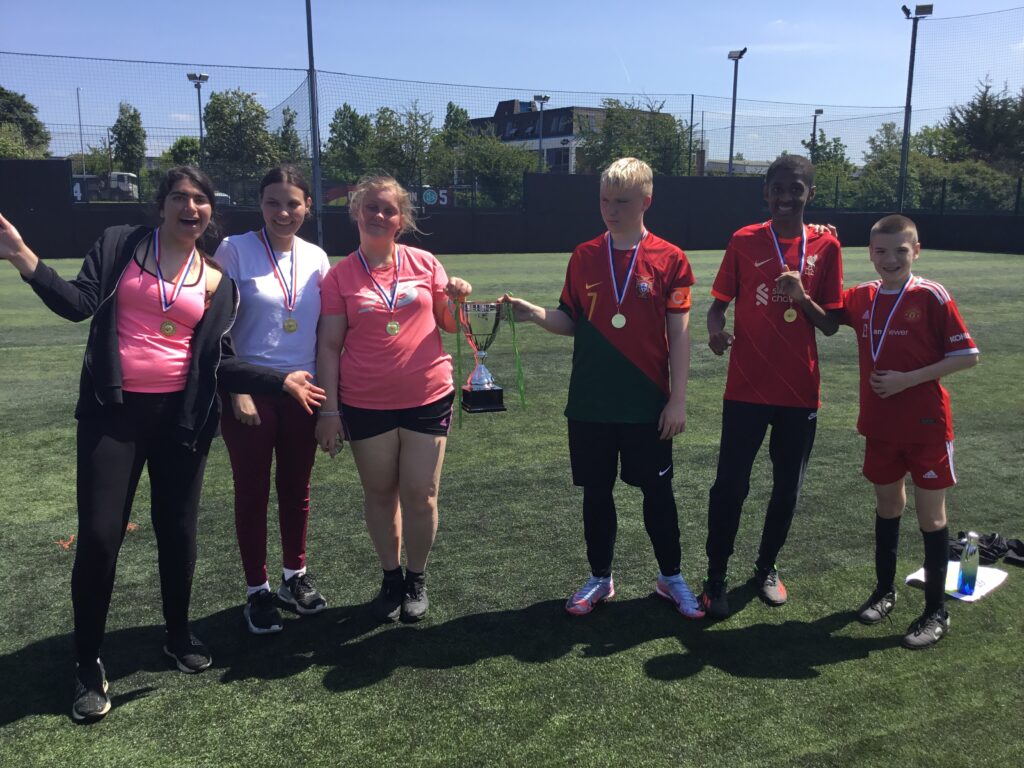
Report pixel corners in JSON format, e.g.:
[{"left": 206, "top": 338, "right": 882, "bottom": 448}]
[{"left": 957, "top": 531, "right": 980, "bottom": 595}]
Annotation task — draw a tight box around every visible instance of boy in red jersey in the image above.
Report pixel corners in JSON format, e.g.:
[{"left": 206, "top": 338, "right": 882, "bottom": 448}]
[
  {"left": 700, "top": 155, "right": 844, "bottom": 618},
  {"left": 506, "top": 157, "right": 704, "bottom": 619},
  {"left": 779, "top": 214, "right": 978, "bottom": 649}
]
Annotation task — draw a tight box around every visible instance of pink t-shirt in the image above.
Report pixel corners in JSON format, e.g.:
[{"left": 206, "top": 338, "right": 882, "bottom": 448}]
[
  {"left": 320, "top": 245, "right": 453, "bottom": 409},
  {"left": 117, "top": 258, "right": 206, "bottom": 393}
]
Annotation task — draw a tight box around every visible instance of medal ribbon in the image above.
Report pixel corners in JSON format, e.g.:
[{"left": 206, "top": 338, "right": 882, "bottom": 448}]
[
  {"left": 768, "top": 223, "right": 806, "bottom": 276},
  {"left": 357, "top": 245, "right": 402, "bottom": 316},
  {"left": 261, "top": 227, "right": 298, "bottom": 312},
  {"left": 869, "top": 275, "right": 915, "bottom": 363},
  {"left": 153, "top": 228, "right": 198, "bottom": 313},
  {"left": 606, "top": 231, "right": 645, "bottom": 313}
]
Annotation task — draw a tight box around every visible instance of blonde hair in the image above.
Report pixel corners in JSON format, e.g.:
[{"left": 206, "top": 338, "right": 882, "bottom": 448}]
[
  {"left": 871, "top": 214, "right": 918, "bottom": 245},
  {"left": 600, "top": 157, "right": 654, "bottom": 196},
  {"left": 348, "top": 174, "right": 420, "bottom": 239}
]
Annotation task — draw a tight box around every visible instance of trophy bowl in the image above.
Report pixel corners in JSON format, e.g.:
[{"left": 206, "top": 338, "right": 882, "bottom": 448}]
[{"left": 457, "top": 301, "right": 506, "bottom": 413}]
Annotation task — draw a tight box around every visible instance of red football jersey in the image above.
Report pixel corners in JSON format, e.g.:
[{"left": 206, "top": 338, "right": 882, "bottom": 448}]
[
  {"left": 711, "top": 222, "right": 843, "bottom": 408},
  {"left": 559, "top": 231, "right": 694, "bottom": 422},
  {"left": 841, "top": 276, "right": 978, "bottom": 442}
]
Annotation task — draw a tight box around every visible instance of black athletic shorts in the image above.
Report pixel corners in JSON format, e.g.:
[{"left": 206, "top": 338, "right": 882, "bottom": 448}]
[
  {"left": 342, "top": 391, "right": 455, "bottom": 441},
  {"left": 567, "top": 419, "right": 673, "bottom": 488}
]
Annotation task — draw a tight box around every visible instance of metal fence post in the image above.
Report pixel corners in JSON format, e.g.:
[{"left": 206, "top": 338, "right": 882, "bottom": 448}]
[{"left": 305, "top": 0, "right": 324, "bottom": 249}]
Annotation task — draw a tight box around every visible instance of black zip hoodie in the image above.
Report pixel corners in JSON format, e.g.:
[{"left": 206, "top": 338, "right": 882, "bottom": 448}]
[{"left": 26, "top": 225, "right": 288, "bottom": 451}]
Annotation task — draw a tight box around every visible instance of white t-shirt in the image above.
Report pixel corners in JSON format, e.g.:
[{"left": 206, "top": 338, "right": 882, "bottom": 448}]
[{"left": 214, "top": 231, "right": 330, "bottom": 375}]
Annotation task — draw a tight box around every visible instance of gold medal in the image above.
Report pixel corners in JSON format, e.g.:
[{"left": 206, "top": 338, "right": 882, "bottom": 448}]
[
  {"left": 784, "top": 308, "right": 798, "bottom": 323},
  {"left": 283, "top": 317, "right": 298, "bottom": 333},
  {"left": 611, "top": 313, "right": 627, "bottom": 329},
  {"left": 386, "top": 320, "right": 401, "bottom": 336},
  {"left": 159, "top": 320, "right": 176, "bottom": 337}
]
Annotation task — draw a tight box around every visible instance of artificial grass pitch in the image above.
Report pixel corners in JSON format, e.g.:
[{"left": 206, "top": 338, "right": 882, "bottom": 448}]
[{"left": 0, "top": 248, "right": 1021, "bottom": 767}]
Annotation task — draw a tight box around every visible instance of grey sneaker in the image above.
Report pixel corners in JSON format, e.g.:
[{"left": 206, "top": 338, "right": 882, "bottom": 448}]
[
  {"left": 244, "top": 588, "right": 284, "bottom": 634},
  {"left": 856, "top": 588, "right": 897, "bottom": 625},
  {"left": 370, "top": 570, "right": 404, "bottom": 623},
  {"left": 754, "top": 566, "right": 788, "bottom": 606},
  {"left": 698, "top": 576, "right": 730, "bottom": 619},
  {"left": 163, "top": 631, "right": 213, "bottom": 673},
  {"left": 902, "top": 608, "right": 950, "bottom": 650},
  {"left": 401, "top": 571, "right": 429, "bottom": 622},
  {"left": 278, "top": 572, "right": 327, "bottom": 615},
  {"left": 72, "top": 660, "right": 110, "bottom": 722}
]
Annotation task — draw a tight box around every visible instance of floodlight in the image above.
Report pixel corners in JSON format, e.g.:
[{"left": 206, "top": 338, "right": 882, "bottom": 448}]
[
  {"left": 727, "top": 48, "right": 747, "bottom": 61},
  {"left": 915, "top": 5, "right": 933, "bottom": 16},
  {"left": 186, "top": 73, "right": 210, "bottom": 83}
]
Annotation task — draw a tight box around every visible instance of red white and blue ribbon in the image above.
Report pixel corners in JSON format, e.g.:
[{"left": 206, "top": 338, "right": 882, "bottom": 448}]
[
  {"left": 357, "top": 244, "right": 402, "bottom": 313},
  {"left": 153, "top": 228, "right": 198, "bottom": 313},
  {"left": 261, "top": 227, "right": 298, "bottom": 312},
  {"left": 606, "top": 231, "right": 646, "bottom": 311},
  {"left": 769, "top": 223, "right": 807, "bottom": 275},
  {"left": 869, "top": 274, "right": 915, "bottom": 363}
]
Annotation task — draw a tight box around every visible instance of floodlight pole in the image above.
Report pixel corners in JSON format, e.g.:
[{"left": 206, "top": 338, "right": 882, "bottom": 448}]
[
  {"left": 897, "top": 5, "right": 932, "bottom": 212},
  {"left": 811, "top": 108, "right": 823, "bottom": 161},
  {"left": 186, "top": 73, "right": 209, "bottom": 166},
  {"left": 727, "top": 48, "right": 746, "bottom": 176},
  {"left": 75, "top": 87, "right": 85, "bottom": 176},
  {"left": 306, "top": 0, "right": 324, "bottom": 248},
  {"left": 534, "top": 95, "right": 550, "bottom": 172}
]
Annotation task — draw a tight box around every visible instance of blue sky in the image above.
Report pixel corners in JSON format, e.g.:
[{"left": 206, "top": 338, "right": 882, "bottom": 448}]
[{"left": 2, "top": 1, "right": 1022, "bottom": 162}]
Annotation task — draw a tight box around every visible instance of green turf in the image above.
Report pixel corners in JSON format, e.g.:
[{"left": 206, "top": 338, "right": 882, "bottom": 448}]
[{"left": 0, "top": 247, "right": 1021, "bottom": 767}]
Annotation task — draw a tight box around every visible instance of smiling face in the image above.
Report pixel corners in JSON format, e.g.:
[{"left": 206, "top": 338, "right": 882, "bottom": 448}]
[
  {"left": 160, "top": 179, "right": 212, "bottom": 243},
  {"left": 260, "top": 181, "right": 310, "bottom": 243},
  {"left": 870, "top": 230, "right": 920, "bottom": 289},
  {"left": 355, "top": 186, "right": 403, "bottom": 245},
  {"left": 764, "top": 168, "right": 815, "bottom": 231}
]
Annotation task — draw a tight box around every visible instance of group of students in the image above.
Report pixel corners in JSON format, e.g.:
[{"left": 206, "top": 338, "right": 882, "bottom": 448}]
[{"left": 0, "top": 153, "right": 977, "bottom": 724}]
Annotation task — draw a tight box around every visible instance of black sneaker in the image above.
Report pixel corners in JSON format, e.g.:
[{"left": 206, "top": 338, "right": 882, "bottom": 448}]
[
  {"left": 698, "top": 576, "right": 730, "bottom": 619},
  {"left": 856, "top": 587, "right": 897, "bottom": 625},
  {"left": 753, "top": 566, "right": 788, "bottom": 606},
  {"left": 370, "top": 570, "right": 404, "bottom": 623},
  {"left": 902, "top": 608, "right": 950, "bottom": 650},
  {"left": 278, "top": 572, "right": 327, "bottom": 615},
  {"left": 71, "top": 660, "right": 110, "bottom": 722},
  {"left": 244, "top": 588, "right": 284, "bottom": 634},
  {"left": 401, "top": 571, "right": 429, "bottom": 622},
  {"left": 163, "top": 631, "right": 213, "bottom": 673}
]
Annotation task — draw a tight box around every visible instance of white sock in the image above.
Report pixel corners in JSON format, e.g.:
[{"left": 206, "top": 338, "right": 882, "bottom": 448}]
[
  {"left": 283, "top": 566, "right": 306, "bottom": 582},
  {"left": 247, "top": 581, "right": 271, "bottom": 597}
]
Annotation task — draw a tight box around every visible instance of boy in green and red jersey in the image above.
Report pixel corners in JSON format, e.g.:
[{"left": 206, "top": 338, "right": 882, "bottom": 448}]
[
  {"left": 506, "top": 157, "right": 703, "bottom": 619},
  {"left": 780, "top": 214, "right": 979, "bottom": 649},
  {"left": 700, "top": 155, "right": 844, "bottom": 618}
]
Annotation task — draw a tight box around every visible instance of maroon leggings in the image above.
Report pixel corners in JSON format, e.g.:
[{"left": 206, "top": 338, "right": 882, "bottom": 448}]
[{"left": 220, "top": 393, "right": 317, "bottom": 587}]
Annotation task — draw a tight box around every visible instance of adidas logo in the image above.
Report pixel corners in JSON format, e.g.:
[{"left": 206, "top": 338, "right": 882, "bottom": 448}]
[
  {"left": 923, "top": 470, "right": 938, "bottom": 479},
  {"left": 862, "top": 310, "right": 870, "bottom": 319}
]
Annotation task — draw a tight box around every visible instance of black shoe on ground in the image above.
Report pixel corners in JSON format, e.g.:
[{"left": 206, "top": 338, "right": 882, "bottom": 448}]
[
  {"left": 163, "top": 631, "right": 213, "bottom": 673},
  {"left": 753, "top": 566, "right": 788, "bottom": 606},
  {"left": 244, "top": 588, "right": 284, "bottom": 634},
  {"left": 72, "top": 659, "right": 110, "bottom": 722},
  {"left": 902, "top": 608, "right": 950, "bottom": 650},
  {"left": 698, "top": 576, "right": 730, "bottom": 619},
  {"left": 278, "top": 572, "right": 327, "bottom": 615},
  {"left": 370, "top": 570, "right": 404, "bottom": 623},
  {"left": 856, "top": 587, "right": 897, "bottom": 625},
  {"left": 401, "top": 571, "right": 429, "bottom": 623}
]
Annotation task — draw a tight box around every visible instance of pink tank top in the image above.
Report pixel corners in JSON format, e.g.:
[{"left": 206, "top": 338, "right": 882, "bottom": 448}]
[{"left": 117, "top": 258, "right": 206, "bottom": 393}]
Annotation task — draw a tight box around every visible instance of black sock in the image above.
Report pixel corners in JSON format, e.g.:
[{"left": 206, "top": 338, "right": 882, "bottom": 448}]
[
  {"left": 406, "top": 569, "right": 423, "bottom": 580},
  {"left": 875, "top": 513, "right": 901, "bottom": 593},
  {"left": 383, "top": 566, "right": 403, "bottom": 580},
  {"left": 922, "top": 526, "right": 949, "bottom": 614}
]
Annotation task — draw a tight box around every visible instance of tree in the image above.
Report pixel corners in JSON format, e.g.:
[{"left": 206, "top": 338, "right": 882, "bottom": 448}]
[
  {"left": 109, "top": 102, "right": 146, "bottom": 176},
  {"left": 856, "top": 122, "right": 919, "bottom": 210},
  {"left": 0, "top": 123, "right": 45, "bottom": 159},
  {"left": 321, "top": 103, "right": 372, "bottom": 182},
  {"left": 66, "top": 144, "right": 114, "bottom": 177},
  {"left": 461, "top": 129, "right": 536, "bottom": 207},
  {"left": 575, "top": 98, "right": 690, "bottom": 175},
  {"left": 800, "top": 130, "right": 855, "bottom": 208},
  {"left": 202, "top": 88, "right": 278, "bottom": 180},
  {"left": 0, "top": 86, "right": 50, "bottom": 155},
  {"left": 438, "top": 102, "right": 471, "bottom": 149},
  {"left": 911, "top": 122, "right": 961, "bottom": 160},
  {"left": 165, "top": 136, "right": 201, "bottom": 166},
  {"left": 275, "top": 106, "right": 307, "bottom": 165}
]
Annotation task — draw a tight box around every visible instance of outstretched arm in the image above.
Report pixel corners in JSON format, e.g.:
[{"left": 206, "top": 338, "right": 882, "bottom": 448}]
[
  {"left": 502, "top": 294, "right": 576, "bottom": 336},
  {"left": 0, "top": 212, "right": 40, "bottom": 277}
]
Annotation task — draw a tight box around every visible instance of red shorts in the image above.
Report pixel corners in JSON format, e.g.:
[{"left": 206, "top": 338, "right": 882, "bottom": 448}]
[{"left": 863, "top": 438, "right": 956, "bottom": 490}]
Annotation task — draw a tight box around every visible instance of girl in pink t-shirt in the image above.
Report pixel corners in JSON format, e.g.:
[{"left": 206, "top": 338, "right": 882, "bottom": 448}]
[{"left": 316, "top": 175, "right": 471, "bottom": 623}]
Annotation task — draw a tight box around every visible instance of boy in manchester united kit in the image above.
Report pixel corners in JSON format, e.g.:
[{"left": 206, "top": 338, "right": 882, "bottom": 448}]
[
  {"left": 780, "top": 214, "right": 978, "bottom": 649},
  {"left": 700, "top": 155, "right": 844, "bottom": 618},
  {"left": 506, "top": 157, "right": 704, "bottom": 619}
]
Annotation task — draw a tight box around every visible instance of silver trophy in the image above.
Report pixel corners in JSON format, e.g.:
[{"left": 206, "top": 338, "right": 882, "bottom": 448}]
[{"left": 458, "top": 301, "right": 506, "bottom": 413}]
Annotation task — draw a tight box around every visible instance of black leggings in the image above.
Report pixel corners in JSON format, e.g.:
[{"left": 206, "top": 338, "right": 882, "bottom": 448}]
[{"left": 73, "top": 392, "right": 207, "bottom": 665}]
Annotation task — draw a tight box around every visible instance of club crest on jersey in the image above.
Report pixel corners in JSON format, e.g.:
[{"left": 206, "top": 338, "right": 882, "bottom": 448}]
[
  {"left": 904, "top": 307, "right": 922, "bottom": 323},
  {"left": 805, "top": 253, "right": 818, "bottom": 275},
  {"left": 634, "top": 277, "right": 653, "bottom": 299}
]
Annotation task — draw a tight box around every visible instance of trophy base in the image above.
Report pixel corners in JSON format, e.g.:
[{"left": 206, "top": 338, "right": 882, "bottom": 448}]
[{"left": 461, "top": 385, "right": 506, "bottom": 413}]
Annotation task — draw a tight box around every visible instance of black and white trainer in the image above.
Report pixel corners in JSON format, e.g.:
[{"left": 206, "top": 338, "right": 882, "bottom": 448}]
[
  {"left": 163, "top": 630, "right": 213, "bottom": 673},
  {"left": 71, "top": 659, "right": 110, "bottom": 722},
  {"left": 277, "top": 572, "right": 327, "bottom": 615},
  {"left": 902, "top": 608, "right": 950, "bottom": 650},
  {"left": 856, "top": 587, "right": 897, "bottom": 625},
  {"left": 245, "top": 588, "right": 284, "bottom": 634}
]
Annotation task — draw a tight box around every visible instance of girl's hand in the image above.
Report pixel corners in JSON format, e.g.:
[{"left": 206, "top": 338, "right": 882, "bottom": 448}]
[
  {"left": 231, "top": 393, "right": 261, "bottom": 426},
  {"left": 282, "top": 371, "right": 327, "bottom": 414},
  {"left": 315, "top": 414, "right": 343, "bottom": 458},
  {"left": 445, "top": 277, "right": 472, "bottom": 300}
]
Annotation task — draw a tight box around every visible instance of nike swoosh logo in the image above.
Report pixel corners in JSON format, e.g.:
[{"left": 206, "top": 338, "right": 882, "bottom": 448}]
[
  {"left": 754, "top": 258, "right": 775, "bottom": 268},
  {"left": 658, "top": 465, "right": 672, "bottom": 476},
  {"left": 585, "top": 282, "right": 602, "bottom": 289}
]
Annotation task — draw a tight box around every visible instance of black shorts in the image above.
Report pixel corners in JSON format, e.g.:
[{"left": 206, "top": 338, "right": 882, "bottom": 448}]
[
  {"left": 342, "top": 392, "right": 455, "bottom": 441},
  {"left": 568, "top": 419, "right": 673, "bottom": 488}
]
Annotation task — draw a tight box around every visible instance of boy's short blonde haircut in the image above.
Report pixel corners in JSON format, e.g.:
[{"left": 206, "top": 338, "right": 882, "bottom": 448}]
[
  {"left": 871, "top": 214, "right": 918, "bottom": 244},
  {"left": 601, "top": 157, "right": 654, "bottom": 196}
]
